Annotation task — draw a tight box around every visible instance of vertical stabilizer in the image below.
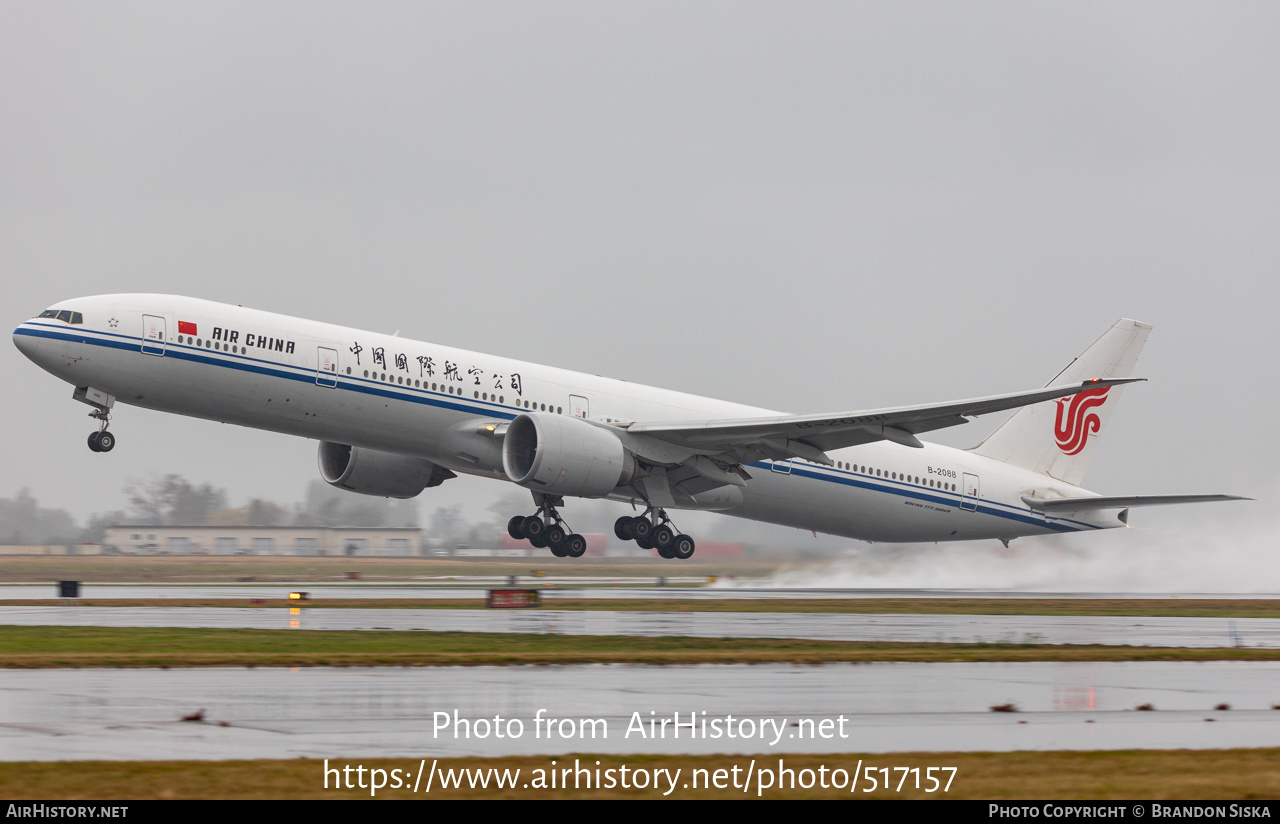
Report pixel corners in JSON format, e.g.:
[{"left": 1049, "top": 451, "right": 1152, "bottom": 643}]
[{"left": 969, "top": 318, "right": 1151, "bottom": 486}]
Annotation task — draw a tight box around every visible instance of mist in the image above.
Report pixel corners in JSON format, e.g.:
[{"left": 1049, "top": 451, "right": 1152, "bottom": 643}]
[{"left": 728, "top": 481, "right": 1277, "bottom": 593}]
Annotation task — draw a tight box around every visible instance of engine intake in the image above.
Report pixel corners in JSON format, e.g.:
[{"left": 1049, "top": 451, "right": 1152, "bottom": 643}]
[
  {"left": 318, "top": 442, "right": 455, "bottom": 498},
  {"left": 502, "top": 413, "right": 635, "bottom": 497}
]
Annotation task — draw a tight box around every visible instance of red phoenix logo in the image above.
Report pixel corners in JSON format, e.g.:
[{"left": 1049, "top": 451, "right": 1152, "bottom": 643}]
[{"left": 1053, "top": 387, "right": 1110, "bottom": 455}]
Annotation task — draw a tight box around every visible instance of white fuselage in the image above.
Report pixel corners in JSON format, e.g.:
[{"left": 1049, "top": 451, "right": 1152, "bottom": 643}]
[{"left": 13, "top": 294, "right": 1121, "bottom": 543}]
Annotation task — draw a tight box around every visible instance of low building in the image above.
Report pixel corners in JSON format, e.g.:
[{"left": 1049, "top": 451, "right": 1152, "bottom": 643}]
[
  {"left": 0, "top": 544, "right": 103, "bottom": 556},
  {"left": 102, "top": 525, "right": 423, "bottom": 557}
]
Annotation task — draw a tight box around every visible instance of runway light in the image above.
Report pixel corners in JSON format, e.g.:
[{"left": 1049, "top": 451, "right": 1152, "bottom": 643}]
[{"left": 289, "top": 591, "right": 309, "bottom": 601}]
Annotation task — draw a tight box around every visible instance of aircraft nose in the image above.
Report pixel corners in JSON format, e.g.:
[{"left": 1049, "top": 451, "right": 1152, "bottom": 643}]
[{"left": 12, "top": 325, "right": 40, "bottom": 359}]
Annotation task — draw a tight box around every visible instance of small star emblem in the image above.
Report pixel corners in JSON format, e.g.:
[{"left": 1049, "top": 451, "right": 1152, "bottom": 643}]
[{"left": 108, "top": 317, "right": 119, "bottom": 328}]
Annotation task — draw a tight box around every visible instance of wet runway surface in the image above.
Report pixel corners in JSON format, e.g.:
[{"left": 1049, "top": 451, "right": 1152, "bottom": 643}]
[
  {"left": 1, "top": 606, "right": 1276, "bottom": 647},
  {"left": 4, "top": 583, "right": 1279, "bottom": 601},
  {"left": 1, "top": 662, "right": 1277, "bottom": 760}
]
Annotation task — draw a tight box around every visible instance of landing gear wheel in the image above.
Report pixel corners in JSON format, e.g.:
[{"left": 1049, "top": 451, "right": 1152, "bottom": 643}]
[
  {"left": 522, "top": 516, "right": 547, "bottom": 540},
  {"left": 656, "top": 543, "right": 675, "bottom": 559},
  {"left": 507, "top": 516, "right": 527, "bottom": 540},
  {"left": 564, "top": 534, "right": 587, "bottom": 558},
  {"left": 631, "top": 517, "right": 653, "bottom": 541},
  {"left": 671, "top": 534, "right": 695, "bottom": 560},
  {"left": 653, "top": 524, "right": 676, "bottom": 552},
  {"left": 96, "top": 431, "right": 115, "bottom": 452},
  {"left": 528, "top": 533, "right": 547, "bottom": 549},
  {"left": 635, "top": 533, "right": 655, "bottom": 551},
  {"left": 548, "top": 540, "right": 569, "bottom": 558},
  {"left": 545, "top": 525, "right": 567, "bottom": 547},
  {"left": 614, "top": 516, "right": 635, "bottom": 541},
  {"left": 87, "top": 432, "right": 102, "bottom": 452}
]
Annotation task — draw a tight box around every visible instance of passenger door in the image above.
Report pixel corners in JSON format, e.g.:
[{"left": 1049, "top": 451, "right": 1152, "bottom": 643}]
[
  {"left": 141, "top": 315, "right": 166, "bottom": 356},
  {"left": 316, "top": 347, "right": 339, "bottom": 387},
  {"left": 961, "top": 473, "right": 980, "bottom": 511}
]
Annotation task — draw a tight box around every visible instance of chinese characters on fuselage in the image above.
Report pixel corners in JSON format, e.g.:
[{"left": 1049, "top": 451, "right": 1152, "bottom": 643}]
[{"left": 350, "top": 340, "right": 522, "bottom": 396}]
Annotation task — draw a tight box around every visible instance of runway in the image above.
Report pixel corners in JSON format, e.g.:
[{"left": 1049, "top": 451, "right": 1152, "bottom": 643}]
[
  {"left": 1, "top": 662, "right": 1277, "bottom": 760},
  {"left": 3, "top": 582, "right": 1278, "bottom": 601},
  {"left": 1, "top": 606, "right": 1275, "bottom": 647}
]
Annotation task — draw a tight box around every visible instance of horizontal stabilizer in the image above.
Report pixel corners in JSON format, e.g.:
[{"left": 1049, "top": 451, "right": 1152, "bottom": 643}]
[{"left": 1021, "top": 494, "right": 1251, "bottom": 512}]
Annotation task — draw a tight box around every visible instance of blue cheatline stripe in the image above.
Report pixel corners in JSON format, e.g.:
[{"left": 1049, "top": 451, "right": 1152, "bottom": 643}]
[{"left": 18, "top": 323, "right": 1091, "bottom": 533}]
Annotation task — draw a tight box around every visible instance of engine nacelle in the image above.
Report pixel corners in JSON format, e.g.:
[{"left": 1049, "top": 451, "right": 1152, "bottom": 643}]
[
  {"left": 502, "top": 413, "right": 636, "bottom": 497},
  {"left": 318, "top": 442, "right": 455, "bottom": 498}
]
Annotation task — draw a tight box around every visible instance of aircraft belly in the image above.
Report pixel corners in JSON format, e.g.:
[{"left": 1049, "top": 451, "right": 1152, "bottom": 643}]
[{"left": 732, "top": 467, "right": 1065, "bottom": 543}]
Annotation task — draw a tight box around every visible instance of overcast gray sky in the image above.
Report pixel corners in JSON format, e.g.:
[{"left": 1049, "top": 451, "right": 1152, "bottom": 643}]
[{"left": 3, "top": 2, "right": 1276, "bottom": 540}]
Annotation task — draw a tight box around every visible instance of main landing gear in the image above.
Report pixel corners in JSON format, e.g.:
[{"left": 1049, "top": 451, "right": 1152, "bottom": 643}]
[
  {"left": 614, "top": 508, "right": 696, "bottom": 560},
  {"left": 507, "top": 493, "right": 587, "bottom": 558},
  {"left": 86, "top": 408, "right": 115, "bottom": 453}
]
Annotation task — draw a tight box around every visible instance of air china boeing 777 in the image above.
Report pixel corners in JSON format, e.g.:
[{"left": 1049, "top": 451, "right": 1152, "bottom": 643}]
[{"left": 13, "top": 295, "right": 1243, "bottom": 559}]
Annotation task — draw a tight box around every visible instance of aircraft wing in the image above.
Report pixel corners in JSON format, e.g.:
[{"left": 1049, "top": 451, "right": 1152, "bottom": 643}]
[
  {"left": 1022, "top": 494, "right": 1251, "bottom": 511},
  {"left": 622, "top": 378, "right": 1144, "bottom": 468}
]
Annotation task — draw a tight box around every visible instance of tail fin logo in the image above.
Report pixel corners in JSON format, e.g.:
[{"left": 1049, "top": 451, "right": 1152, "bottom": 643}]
[{"left": 1054, "top": 387, "right": 1110, "bottom": 455}]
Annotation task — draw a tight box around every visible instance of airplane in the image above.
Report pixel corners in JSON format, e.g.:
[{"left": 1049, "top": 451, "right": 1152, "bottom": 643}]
[{"left": 12, "top": 295, "right": 1246, "bottom": 559}]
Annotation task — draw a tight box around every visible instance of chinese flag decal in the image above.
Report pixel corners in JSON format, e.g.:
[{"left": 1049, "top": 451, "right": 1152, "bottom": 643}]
[{"left": 178, "top": 321, "right": 197, "bottom": 335}]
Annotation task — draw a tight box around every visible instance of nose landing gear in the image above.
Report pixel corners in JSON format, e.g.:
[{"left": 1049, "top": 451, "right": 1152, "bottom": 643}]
[
  {"left": 74, "top": 387, "right": 117, "bottom": 453},
  {"left": 86, "top": 409, "right": 115, "bottom": 453}
]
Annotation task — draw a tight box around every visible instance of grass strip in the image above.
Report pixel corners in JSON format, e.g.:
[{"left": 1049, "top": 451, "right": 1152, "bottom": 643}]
[
  {"left": 2, "top": 626, "right": 1279, "bottom": 667},
  {"left": 2, "top": 750, "right": 1278, "bottom": 799},
  {"left": 5, "top": 597, "right": 1280, "bottom": 617}
]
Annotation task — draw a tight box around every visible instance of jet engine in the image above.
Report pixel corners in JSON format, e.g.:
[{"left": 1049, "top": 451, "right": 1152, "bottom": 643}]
[
  {"left": 502, "top": 413, "right": 636, "bottom": 497},
  {"left": 318, "top": 442, "right": 455, "bottom": 498}
]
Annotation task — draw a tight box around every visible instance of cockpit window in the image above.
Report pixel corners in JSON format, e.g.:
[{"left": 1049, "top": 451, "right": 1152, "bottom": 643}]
[{"left": 37, "top": 309, "right": 83, "bottom": 324}]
